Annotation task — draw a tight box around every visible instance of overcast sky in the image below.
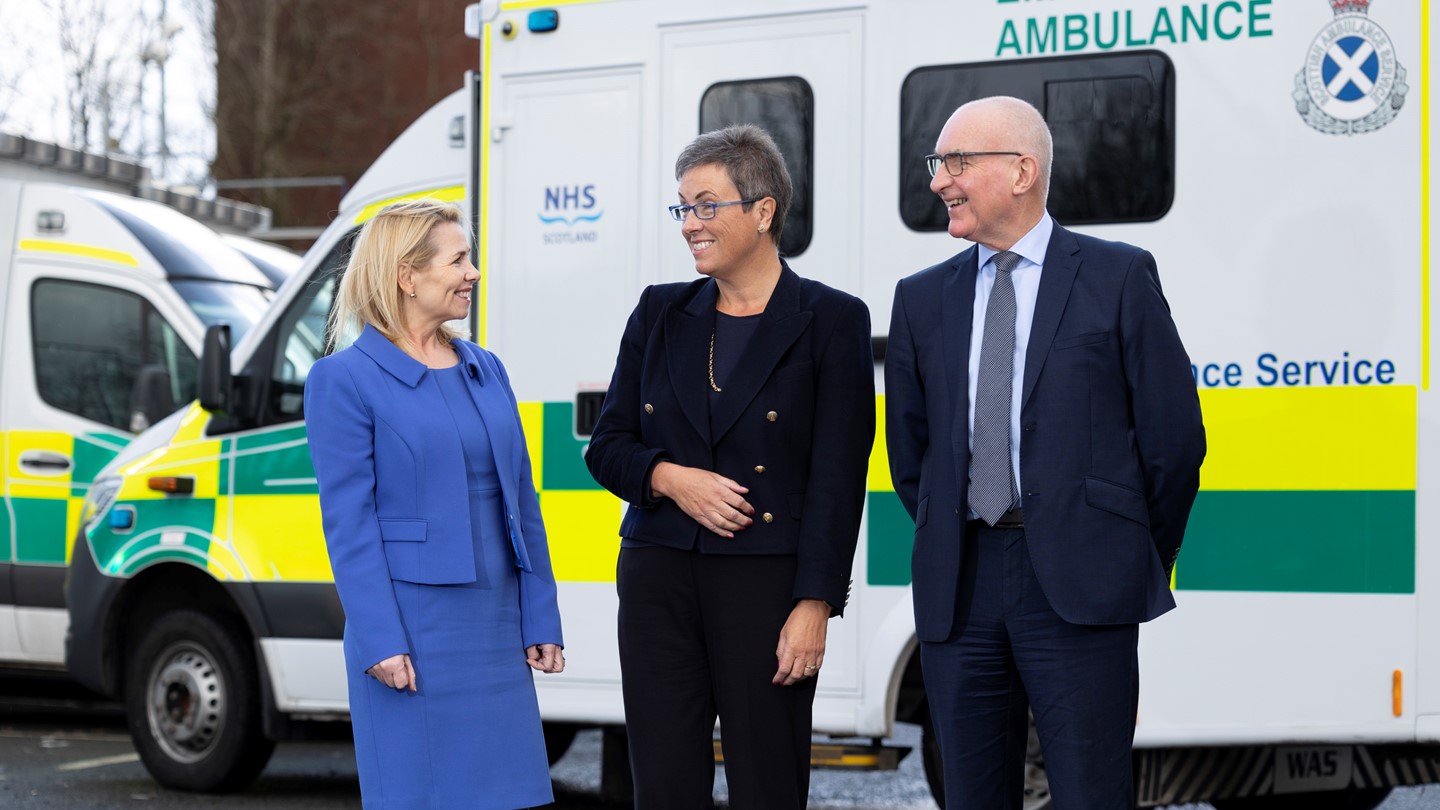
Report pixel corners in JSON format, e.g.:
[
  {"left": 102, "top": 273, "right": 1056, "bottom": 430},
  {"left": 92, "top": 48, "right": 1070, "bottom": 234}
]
[{"left": 0, "top": 0, "right": 216, "bottom": 187}]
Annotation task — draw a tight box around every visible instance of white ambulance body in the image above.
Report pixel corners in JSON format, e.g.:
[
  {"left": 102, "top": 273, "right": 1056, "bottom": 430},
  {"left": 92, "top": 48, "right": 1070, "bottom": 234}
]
[
  {"left": 67, "top": 1, "right": 1440, "bottom": 805},
  {"left": 0, "top": 179, "right": 278, "bottom": 668}
]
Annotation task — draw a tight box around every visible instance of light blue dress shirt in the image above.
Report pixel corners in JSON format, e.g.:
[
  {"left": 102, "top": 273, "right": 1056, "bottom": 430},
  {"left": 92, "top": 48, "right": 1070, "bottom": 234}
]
[{"left": 967, "top": 212, "right": 1053, "bottom": 515}]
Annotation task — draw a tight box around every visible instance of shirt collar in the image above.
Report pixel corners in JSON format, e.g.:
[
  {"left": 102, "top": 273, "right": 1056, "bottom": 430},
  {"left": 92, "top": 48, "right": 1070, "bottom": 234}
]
[{"left": 976, "top": 211, "right": 1054, "bottom": 272}]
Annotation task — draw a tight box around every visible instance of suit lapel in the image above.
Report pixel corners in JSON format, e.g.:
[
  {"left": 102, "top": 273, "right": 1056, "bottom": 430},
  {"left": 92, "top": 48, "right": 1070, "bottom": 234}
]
[
  {"left": 665, "top": 280, "right": 718, "bottom": 444},
  {"left": 455, "top": 343, "right": 521, "bottom": 482},
  {"left": 709, "top": 268, "right": 812, "bottom": 444},
  {"left": 942, "top": 247, "right": 979, "bottom": 490},
  {"left": 1021, "top": 225, "right": 1080, "bottom": 408}
]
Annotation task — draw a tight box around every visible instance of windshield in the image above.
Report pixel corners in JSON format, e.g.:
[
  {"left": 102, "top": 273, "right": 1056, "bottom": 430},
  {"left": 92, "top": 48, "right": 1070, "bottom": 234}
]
[
  {"left": 84, "top": 190, "right": 277, "bottom": 347},
  {"left": 224, "top": 235, "right": 302, "bottom": 288},
  {"left": 168, "top": 280, "right": 272, "bottom": 345}
]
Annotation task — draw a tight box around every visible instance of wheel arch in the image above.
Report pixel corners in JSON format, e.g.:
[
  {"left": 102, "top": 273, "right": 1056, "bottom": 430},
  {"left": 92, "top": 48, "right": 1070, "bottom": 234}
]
[
  {"left": 860, "top": 586, "right": 927, "bottom": 734},
  {"left": 104, "top": 563, "right": 269, "bottom": 696}
]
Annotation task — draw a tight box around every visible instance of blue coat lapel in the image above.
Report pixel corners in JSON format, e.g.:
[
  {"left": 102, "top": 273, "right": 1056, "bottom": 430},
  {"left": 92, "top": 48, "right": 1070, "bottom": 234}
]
[
  {"left": 454, "top": 342, "right": 520, "bottom": 483},
  {"left": 454, "top": 341, "right": 532, "bottom": 571},
  {"left": 942, "top": 247, "right": 979, "bottom": 490},
  {"left": 1022, "top": 225, "right": 1080, "bottom": 409}
]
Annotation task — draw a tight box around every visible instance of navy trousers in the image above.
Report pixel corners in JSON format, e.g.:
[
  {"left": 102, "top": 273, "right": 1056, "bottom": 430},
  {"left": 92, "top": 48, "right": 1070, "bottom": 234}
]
[{"left": 921, "top": 522, "right": 1139, "bottom": 809}]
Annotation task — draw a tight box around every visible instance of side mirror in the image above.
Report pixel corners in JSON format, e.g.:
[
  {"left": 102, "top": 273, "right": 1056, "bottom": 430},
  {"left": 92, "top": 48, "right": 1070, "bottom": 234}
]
[
  {"left": 198, "top": 324, "right": 233, "bottom": 413},
  {"left": 128, "top": 364, "right": 176, "bottom": 432}
]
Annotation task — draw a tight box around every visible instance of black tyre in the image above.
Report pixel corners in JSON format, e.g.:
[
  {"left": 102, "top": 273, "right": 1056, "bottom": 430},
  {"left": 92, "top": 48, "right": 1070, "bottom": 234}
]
[
  {"left": 1212, "top": 787, "right": 1392, "bottom": 810},
  {"left": 124, "top": 608, "right": 275, "bottom": 792},
  {"left": 919, "top": 705, "right": 1052, "bottom": 809}
]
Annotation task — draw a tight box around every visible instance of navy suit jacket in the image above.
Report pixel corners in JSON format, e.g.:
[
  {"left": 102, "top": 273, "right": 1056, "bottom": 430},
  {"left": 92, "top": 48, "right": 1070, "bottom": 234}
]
[
  {"left": 886, "top": 224, "right": 1205, "bottom": 643},
  {"left": 305, "top": 325, "right": 562, "bottom": 670},
  {"left": 586, "top": 264, "right": 874, "bottom": 613}
]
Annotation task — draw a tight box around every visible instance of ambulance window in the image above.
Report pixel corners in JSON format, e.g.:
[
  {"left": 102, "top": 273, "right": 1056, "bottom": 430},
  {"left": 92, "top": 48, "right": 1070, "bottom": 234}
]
[
  {"left": 899, "top": 51, "right": 1174, "bottom": 230},
  {"left": 699, "top": 77, "right": 813, "bottom": 257},
  {"left": 262, "top": 233, "right": 351, "bottom": 425},
  {"left": 31, "top": 280, "right": 197, "bottom": 431}
]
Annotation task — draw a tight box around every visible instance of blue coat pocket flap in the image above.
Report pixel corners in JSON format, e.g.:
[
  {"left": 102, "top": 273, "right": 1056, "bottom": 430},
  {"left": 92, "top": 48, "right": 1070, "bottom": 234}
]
[
  {"left": 1083, "top": 477, "right": 1150, "bottom": 527},
  {"left": 378, "top": 519, "right": 428, "bottom": 542}
]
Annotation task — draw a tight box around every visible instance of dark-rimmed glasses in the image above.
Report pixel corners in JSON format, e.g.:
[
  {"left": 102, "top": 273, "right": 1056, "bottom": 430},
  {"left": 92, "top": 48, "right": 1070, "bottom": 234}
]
[
  {"left": 668, "top": 199, "right": 759, "bottom": 222},
  {"left": 924, "top": 151, "right": 1022, "bottom": 177}
]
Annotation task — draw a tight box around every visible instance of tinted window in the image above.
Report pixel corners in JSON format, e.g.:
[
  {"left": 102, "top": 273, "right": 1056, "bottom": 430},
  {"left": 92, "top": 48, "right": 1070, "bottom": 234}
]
[
  {"left": 900, "top": 51, "right": 1174, "bottom": 230},
  {"left": 699, "top": 77, "right": 814, "bottom": 257},
  {"left": 170, "top": 280, "right": 272, "bottom": 345},
  {"left": 32, "top": 280, "right": 197, "bottom": 431},
  {"left": 264, "top": 233, "right": 353, "bottom": 424}
]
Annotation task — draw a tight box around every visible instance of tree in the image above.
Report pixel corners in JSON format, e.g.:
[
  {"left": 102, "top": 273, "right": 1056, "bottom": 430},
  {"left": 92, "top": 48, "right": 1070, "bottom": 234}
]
[{"left": 43, "top": 0, "right": 150, "bottom": 155}]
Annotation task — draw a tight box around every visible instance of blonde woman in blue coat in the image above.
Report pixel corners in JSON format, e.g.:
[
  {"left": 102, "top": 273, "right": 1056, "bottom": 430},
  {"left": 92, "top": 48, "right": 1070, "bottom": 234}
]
[{"left": 305, "top": 199, "right": 564, "bottom": 809}]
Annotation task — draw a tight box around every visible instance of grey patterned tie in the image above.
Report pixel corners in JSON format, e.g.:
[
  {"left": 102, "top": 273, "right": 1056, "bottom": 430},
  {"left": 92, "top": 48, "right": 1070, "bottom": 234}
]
[{"left": 969, "top": 250, "right": 1021, "bottom": 526}]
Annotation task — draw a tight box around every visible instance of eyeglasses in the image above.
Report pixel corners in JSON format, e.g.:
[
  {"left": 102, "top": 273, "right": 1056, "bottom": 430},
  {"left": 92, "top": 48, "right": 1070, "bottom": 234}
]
[
  {"left": 924, "top": 151, "right": 1023, "bottom": 177},
  {"left": 667, "top": 199, "right": 759, "bottom": 222}
]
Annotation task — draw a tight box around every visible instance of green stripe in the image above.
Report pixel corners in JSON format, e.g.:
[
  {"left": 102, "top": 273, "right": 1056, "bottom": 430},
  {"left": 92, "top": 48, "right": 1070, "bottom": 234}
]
[
  {"left": 236, "top": 424, "right": 307, "bottom": 451},
  {"left": 866, "top": 491, "right": 914, "bottom": 586},
  {"left": 1, "top": 500, "right": 13, "bottom": 563},
  {"left": 543, "top": 402, "right": 601, "bottom": 490},
  {"left": 1178, "top": 490, "right": 1415, "bottom": 594},
  {"left": 71, "top": 434, "right": 126, "bottom": 497},
  {"left": 865, "top": 489, "right": 1416, "bottom": 594},
  {"left": 90, "top": 498, "right": 217, "bottom": 575},
  {"left": 12, "top": 498, "right": 69, "bottom": 565},
  {"left": 231, "top": 434, "right": 316, "bottom": 496}
]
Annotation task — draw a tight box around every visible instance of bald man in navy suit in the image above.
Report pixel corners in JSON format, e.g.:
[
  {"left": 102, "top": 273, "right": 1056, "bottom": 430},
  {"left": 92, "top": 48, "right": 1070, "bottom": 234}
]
[{"left": 885, "top": 97, "right": 1205, "bottom": 808}]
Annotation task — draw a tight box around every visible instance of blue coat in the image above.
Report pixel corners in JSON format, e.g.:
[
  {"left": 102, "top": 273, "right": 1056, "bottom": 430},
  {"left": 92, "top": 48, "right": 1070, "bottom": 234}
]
[
  {"left": 886, "top": 224, "right": 1206, "bottom": 642},
  {"left": 585, "top": 265, "right": 875, "bottom": 613},
  {"left": 305, "top": 325, "right": 562, "bottom": 671}
]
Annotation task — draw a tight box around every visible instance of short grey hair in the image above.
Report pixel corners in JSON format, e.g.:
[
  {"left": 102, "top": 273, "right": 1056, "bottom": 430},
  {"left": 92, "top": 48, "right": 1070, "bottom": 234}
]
[{"left": 674, "top": 124, "right": 792, "bottom": 245}]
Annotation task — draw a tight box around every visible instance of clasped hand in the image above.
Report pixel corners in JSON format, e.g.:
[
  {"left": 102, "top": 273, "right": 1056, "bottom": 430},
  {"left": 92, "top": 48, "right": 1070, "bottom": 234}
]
[
  {"left": 651, "top": 461, "right": 754, "bottom": 538},
  {"left": 526, "top": 643, "right": 565, "bottom": 673}
]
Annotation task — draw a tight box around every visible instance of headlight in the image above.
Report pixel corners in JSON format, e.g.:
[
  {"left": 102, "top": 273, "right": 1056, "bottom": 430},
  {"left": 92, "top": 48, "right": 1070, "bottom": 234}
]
[{"left": 80, "top": 477, "right": 123, "bottom": 534}]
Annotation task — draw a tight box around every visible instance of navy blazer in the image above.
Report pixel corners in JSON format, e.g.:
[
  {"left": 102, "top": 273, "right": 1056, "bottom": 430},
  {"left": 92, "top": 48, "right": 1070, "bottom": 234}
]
[
  {"left": 305, "top": 325, "right": 562, "bottom": 670},
  {"left": 586, "top": 264, "right": 875, "bottom": 613},
  {"left": 886, "top": 224, "right": 1206, "bottom": 642}
]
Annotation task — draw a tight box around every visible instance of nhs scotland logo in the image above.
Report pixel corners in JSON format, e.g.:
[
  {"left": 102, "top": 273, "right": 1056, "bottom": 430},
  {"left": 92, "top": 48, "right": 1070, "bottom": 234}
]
[
  {"left": 538, "top": 184, "right": 603, "bottom": 226},
  {"left": 1293, "top": 0, "right": 1408, "bottom": 135},
  {"left": 537, "top": 184, "right": 602, "bottom": 246}
]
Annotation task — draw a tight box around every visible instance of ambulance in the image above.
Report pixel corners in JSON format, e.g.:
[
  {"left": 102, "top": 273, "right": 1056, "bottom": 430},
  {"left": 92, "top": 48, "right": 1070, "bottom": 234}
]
[
  {"left": 64, "top": 1, "right": 1440, "bottom": 805},
  {"left": 1, "top": 179, "right": 281, "bottom": 671}
]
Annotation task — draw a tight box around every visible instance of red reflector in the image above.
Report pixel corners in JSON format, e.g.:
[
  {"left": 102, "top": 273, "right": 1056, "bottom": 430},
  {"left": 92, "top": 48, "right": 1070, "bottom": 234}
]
[{"left": 147, "top": 476, "right": 195, "bottom": 494}]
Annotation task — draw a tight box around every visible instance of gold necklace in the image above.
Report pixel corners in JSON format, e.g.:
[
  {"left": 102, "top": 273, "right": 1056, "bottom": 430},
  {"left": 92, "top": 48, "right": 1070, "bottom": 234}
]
[{"left": 708, "top": 329, "right": 722, "bottom": 392}]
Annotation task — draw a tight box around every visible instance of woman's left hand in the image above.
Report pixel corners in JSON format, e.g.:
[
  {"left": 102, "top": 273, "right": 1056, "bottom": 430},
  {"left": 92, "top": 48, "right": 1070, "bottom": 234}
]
[
  {"left": 527, "top": 643, "right": 566, "bottom": 674},
  {"left": 773, "top": 599, "right": 831, "bottom": 686}
]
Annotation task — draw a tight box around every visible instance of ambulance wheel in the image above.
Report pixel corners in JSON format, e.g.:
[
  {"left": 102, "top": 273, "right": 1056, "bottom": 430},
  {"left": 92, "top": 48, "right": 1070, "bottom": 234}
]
[
  {"left": 1212, "top": 787, "right": 1391, "bottom": 810},
  {"left": 919, "top": 708, "right": 1053, "bottom": 809},
  {"left": 124, "top": 608, "right": 275, "bottom": 792}
]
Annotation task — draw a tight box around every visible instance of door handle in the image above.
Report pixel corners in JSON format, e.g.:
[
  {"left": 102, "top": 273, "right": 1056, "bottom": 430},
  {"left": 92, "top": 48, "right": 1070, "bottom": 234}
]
[{"left": 18, "top": 450, "right": 73, "bottom": 476}]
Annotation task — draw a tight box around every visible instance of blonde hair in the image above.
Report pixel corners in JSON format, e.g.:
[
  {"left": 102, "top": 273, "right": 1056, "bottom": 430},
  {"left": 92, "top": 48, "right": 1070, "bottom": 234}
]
[{"left": 327, "top": 199, "right": 473, "bottom": 352}]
